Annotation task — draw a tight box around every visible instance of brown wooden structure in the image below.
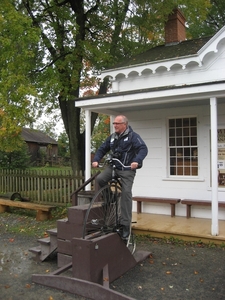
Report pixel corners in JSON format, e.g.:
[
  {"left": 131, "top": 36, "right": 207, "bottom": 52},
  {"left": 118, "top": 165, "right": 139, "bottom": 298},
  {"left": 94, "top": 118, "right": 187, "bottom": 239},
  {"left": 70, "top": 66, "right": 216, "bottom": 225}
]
[
  {"left": 21, "top": 128, "right": 58, "bottom": 165},
  {"left": 181, "top": 199, "right": 225, "bottom": 218},
  {"left": 31, "top": 204, "right": 151, "bottom": 299},
  {"left": 133, "top": 196, "right": 181, "bottom": 217},
  {"left": 0, "top": 198, "right": 55, "bottom": 221}
]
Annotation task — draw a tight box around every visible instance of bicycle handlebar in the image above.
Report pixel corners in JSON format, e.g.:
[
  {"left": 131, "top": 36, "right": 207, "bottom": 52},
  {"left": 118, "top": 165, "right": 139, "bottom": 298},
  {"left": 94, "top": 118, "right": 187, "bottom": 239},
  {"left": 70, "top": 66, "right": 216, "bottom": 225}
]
[
  {"left": 106, "top": 157, "right": 131, "bottom": 169},
  {"left": 93, "top": 155, "right": 140, "bottom": 170}
]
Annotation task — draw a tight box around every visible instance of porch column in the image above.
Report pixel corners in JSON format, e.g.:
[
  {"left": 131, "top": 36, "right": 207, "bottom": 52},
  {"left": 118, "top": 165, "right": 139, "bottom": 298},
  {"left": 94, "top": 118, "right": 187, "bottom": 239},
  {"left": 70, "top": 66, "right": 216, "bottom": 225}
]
[
  {"left": 85, "top": 109, "right": 91, "bottom": 190},
  {"left": 110, "top": 115, "right": 114, "bottom": 132},
  {"left": 210, "top": 97, "right": 218, "bottom": 236}
]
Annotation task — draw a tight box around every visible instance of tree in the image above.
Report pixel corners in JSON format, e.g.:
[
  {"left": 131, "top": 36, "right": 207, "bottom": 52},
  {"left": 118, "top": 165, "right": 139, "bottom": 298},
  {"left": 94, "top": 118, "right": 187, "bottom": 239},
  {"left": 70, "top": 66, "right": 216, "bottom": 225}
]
[
  {"left": 1, "top": 0, "right": 216, "bottom": 173},
  {"left": 57, "top": 131, "right": 70, "bottom": 160},
  {"left": 35, "top": 119, "right": 59, "bottom": 141},
  {"left": 187, "top": 0, "right": 225, "bottom": 38},
  {"left": 0, "top": 2, "right": 40, "bottom": 152},
  {"left": 91, "top": 114, "right": 110, "bottom": 153},
  {"left": 0, "top": 142, "right": 30, "bottom": 169}
]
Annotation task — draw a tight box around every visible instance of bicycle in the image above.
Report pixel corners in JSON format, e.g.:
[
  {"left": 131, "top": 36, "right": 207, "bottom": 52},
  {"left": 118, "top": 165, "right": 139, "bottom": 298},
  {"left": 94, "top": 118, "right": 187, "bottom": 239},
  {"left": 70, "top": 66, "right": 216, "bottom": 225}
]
[{"left": 82, "top": 157, "right": 136, "bottom": 254}]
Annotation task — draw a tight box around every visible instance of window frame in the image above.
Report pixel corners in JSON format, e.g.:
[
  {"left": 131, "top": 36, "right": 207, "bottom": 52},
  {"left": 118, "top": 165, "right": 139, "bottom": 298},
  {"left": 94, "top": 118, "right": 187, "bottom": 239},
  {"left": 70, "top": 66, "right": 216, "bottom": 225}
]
[{"left": 168, "top": 116, "right": 198, "bottom": 177}]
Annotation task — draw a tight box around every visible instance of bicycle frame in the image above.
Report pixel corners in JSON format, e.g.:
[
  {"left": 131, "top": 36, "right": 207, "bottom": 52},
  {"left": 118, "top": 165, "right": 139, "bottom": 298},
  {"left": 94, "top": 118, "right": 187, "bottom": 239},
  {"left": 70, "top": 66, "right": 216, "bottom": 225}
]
[{"left": 82, "top": 157, "right": 136, "bottom": 253}]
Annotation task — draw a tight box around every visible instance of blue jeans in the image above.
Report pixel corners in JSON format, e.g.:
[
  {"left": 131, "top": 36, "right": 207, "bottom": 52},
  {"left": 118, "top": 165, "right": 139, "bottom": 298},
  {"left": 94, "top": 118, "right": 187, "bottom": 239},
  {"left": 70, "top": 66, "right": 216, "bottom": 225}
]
[{"left": 96, "top": 166, "right": 136, "bottom": 226}]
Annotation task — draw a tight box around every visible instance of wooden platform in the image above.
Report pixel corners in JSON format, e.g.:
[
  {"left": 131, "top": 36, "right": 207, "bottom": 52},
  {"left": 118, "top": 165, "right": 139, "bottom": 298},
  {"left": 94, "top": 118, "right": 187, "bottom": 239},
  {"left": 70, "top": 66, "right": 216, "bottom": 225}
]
[
  {"left": 0, "top": 198, "right": 55, "bottom": 221},
  {"left": 132, "top": 212, "right": 225, "bottom": 245}
]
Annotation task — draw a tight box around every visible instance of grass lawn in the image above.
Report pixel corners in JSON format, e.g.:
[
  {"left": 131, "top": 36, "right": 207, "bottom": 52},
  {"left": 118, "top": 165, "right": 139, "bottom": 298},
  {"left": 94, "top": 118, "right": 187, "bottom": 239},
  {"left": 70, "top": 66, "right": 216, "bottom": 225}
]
[
  {"left": 28, "top": 166, "right": 72, "bottom": 172},
  {"left": 0, "top": 205, "right": 70, "bottom": 238}
]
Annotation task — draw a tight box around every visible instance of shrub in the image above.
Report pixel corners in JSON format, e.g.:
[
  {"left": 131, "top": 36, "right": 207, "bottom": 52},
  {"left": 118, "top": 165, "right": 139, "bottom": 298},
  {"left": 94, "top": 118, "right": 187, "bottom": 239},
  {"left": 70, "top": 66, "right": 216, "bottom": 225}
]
[{"left": 0, "top": 143, "right": 30, "bottom": 169}]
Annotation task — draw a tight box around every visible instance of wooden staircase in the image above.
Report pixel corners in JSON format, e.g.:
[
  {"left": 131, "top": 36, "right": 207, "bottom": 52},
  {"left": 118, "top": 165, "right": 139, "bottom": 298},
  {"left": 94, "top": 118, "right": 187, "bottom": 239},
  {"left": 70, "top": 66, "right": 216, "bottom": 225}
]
[
  {"left": 29, "top": 192, "right": 95, "bottom": 262},
  {"left": 29, "top": 173, "right": 99, "bottom": 263},
  {"left": 29, "top": 228, "right": 58, "bottom": 261}
]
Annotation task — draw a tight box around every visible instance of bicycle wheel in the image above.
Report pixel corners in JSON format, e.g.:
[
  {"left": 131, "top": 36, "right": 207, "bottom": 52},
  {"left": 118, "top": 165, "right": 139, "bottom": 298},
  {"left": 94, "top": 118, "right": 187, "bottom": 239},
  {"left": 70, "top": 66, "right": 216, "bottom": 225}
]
[{"left": 82, "top": 183, "right": 122, "bottom": 239}]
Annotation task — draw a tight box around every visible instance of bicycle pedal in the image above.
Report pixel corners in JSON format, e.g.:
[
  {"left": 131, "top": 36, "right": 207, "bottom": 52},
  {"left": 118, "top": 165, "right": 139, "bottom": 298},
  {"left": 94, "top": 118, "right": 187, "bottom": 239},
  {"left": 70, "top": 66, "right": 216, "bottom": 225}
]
[
  {"left": 115, "top": 226, "right": 122, "bottom": 233},
  {"left": 91, "top": 219, "right": 99, "bottom": 225}
]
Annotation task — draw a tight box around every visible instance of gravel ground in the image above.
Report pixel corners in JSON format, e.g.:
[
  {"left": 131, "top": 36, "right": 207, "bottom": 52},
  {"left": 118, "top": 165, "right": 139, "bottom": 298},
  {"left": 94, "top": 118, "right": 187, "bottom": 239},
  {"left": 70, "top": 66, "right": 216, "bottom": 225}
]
[{"left": 1, "top": 213, "right": 225, "bottom": 300}]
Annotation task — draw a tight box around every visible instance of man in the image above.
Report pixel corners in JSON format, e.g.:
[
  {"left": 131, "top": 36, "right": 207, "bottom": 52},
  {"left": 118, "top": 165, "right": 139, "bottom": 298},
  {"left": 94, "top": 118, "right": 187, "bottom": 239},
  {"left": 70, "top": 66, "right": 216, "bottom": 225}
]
[{"left": 92, "top": 115, "right": 148, "bottom": 239}]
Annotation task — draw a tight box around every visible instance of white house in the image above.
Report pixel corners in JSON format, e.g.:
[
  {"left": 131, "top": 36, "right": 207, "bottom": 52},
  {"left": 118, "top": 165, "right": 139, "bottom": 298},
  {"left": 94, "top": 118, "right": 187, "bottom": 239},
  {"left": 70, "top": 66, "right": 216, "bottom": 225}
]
[{"left": 75, "top": 9, "right": 225, "bottom": 236}]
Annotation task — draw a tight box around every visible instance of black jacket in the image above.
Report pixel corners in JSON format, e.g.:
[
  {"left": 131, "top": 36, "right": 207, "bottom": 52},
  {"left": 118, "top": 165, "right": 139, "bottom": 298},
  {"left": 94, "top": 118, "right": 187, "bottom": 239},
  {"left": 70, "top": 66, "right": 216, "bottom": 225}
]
[{"left": 93, "top": 126, "right": 148, "bottom": 170}]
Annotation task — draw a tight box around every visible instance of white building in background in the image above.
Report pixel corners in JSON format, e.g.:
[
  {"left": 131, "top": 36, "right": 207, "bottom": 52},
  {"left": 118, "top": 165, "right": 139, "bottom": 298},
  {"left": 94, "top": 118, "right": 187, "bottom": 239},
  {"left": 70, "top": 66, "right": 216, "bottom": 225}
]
[{"left": 76, "top": 9, "right": 225, "bottom": 235}]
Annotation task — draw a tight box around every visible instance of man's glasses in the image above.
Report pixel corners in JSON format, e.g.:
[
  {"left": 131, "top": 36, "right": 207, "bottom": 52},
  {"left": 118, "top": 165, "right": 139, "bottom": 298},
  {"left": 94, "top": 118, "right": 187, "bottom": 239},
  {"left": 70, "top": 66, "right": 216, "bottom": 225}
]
[{"left": 113, "top": 122, "right": 125, "bottom": 125}]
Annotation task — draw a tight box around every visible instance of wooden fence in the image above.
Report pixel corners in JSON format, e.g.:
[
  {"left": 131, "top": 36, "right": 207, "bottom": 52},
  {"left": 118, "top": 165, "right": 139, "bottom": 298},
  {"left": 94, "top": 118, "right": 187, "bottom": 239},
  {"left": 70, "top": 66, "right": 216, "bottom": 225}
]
[{"left": 0, "top": 169, "right": 85, "bottom": 205}]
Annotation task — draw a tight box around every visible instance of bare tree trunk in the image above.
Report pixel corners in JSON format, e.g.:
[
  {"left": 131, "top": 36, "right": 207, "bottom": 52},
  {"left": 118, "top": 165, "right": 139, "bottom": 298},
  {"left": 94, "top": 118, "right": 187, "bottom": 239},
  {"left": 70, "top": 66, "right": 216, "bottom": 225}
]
[{"left": 59, "top": 96, "right": 85, "bottom": 173}]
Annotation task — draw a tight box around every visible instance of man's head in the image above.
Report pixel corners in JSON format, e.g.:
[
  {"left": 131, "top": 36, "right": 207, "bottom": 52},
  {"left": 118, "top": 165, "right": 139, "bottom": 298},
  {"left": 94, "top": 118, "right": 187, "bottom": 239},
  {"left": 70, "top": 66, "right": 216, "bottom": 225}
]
[{"left": 113, "top": 115, "right": 128, "bottom": 134}]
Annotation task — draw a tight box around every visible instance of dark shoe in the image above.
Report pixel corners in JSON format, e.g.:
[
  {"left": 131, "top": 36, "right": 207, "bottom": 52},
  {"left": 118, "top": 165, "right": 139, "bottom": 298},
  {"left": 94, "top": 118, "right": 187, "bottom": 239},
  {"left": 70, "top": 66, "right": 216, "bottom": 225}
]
[{"left": 122, "top": 225, "right": 130, "bottom": 239}]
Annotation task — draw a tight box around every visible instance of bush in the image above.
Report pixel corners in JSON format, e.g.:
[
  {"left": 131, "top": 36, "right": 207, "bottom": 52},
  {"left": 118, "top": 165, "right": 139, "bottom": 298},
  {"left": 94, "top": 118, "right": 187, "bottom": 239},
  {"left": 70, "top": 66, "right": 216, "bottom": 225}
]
[{"left": 0, "top": 143, "right": 30, "bottom": 169}]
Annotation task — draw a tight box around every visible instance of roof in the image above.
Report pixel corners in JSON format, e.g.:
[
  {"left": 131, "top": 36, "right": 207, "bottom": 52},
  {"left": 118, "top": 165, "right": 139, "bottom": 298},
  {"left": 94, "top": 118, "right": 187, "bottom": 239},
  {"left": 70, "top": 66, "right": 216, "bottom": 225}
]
[
  {"left": 21, "top": 128, "right": 58, "bottom": 145},
  {"left": 110, "top": 36, "right": 212, "bottom": 69},
  {"left": 76, "top": 80, "right": 225, "bottom": 115},
  {"left": 76, "top": 25, "right": 225, "bottom": 115},
  {"left": 78, "top": 79, "right": 225, "bottom": 101}
]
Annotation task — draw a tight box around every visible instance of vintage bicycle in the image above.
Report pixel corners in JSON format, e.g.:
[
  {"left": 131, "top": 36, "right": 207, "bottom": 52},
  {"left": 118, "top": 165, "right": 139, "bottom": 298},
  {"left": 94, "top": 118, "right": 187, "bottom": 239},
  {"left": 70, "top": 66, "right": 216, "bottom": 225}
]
[{"left": 82, "top": 157, "right": 136, "bottom": 254}]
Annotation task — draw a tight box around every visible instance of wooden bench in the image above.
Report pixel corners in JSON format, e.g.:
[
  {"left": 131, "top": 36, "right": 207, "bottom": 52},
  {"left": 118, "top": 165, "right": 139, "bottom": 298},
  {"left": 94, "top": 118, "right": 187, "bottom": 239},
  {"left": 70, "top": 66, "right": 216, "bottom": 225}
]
[
  {"left": 181, "top": 199, "right": 225, "bottom": 218},
  {"left": 132, "top": 197, "right": 181, "bottom": 217},
  {"left": 0, "top": 198, "right": 56, "bottom": 221}
]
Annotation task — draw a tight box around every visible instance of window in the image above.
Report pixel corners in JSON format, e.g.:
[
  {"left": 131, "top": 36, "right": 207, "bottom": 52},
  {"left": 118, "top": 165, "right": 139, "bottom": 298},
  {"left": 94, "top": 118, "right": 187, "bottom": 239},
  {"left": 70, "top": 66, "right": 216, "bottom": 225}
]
[{"left": 169, "top": 117, "right": 198, "bottom": 176}]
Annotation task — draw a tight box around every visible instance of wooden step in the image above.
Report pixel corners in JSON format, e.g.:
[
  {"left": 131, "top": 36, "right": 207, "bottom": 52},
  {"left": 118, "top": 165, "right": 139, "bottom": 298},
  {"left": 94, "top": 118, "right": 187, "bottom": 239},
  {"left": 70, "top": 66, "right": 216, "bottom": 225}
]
[
  {"left": 47, "top": 228, "right": 57, "bottom": 236},
  {"left": 30, "top": 232, "right": 58, "bottom": 262},
  {"left": 29, "top": 246, "right": 41, "bottom": 254},
  {"left": 38, "top": 237, "right": 50, "bottom": 245},
  {"left": 29, "top": 246, "right": 41, "bottom": 261}
]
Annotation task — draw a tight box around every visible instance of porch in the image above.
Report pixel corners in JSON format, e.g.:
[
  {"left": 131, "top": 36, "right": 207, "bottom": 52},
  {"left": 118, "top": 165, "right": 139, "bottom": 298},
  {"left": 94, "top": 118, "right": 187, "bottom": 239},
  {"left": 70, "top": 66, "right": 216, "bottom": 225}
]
[{"left": 132, "top": 212, "right": 225, "bottom": 245}]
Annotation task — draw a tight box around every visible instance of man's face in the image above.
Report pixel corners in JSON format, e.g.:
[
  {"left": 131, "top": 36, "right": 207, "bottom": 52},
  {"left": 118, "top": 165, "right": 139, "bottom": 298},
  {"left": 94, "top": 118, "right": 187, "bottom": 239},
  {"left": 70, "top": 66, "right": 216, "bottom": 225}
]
[{"left": 113, "top": 116, "right": 127, "bottom": 134}]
